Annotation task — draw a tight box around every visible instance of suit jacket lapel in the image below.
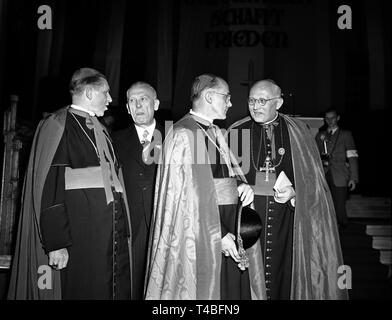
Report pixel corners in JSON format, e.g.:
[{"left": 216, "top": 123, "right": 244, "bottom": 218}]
[{"left": 126, "top": 125, "right": 145, "bottom": 166}]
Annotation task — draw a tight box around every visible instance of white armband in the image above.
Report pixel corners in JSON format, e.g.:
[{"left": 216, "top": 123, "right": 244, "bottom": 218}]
[{"left": 346, "top": 150, "right": 358, "bottom": 158}]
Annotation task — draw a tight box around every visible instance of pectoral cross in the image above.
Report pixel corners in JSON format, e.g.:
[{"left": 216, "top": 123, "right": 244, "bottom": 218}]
[
  {"left": 254, "top": 159, "right": 276, "bottom": 196},
  {"left": 260, "top": 156, "right": 274, "bottom": 182}
]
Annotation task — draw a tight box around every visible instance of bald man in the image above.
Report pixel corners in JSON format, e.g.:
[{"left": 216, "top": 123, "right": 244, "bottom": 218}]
[
  {"left": 8, "top": 68, "right": 131, "bottom": 299},
  {"left": 112, "top": 82, "right": 163, "bottom": 299},
  {"left": 228, "top": 79, "right": 347, "bottom": 300},
  {"left": 145, "top": 74, "right": 265, "bottom": 300}
]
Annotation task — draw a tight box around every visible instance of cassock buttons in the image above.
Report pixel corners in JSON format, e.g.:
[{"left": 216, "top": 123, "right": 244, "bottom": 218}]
[
  {"left": 267, "top": 241, "right": 272, "bottom": 244},
  {"left": 266, "top": 256, "right": 271, "bottom": 260},
  {"left": 266, "top": 264, "right": 271, "bottom": 268},
  {"left": 267, "top": 225, "right": 272, "bottom": 228},
  {"left": 268, "top": 209, "right": 273, "bottom": 212},
  {"left": 268, "top": 216, "right": 273, "bottom": 221},
  {"left": 267, "top": 248, "right": 272, "bottom": 252}
]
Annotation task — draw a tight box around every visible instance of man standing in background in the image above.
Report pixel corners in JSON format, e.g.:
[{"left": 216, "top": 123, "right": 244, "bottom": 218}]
[{"left": 316, "top": 108, "right": 359, "bottom": 228}]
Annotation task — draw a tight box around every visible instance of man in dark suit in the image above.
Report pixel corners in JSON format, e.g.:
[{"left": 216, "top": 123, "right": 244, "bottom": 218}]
[
  {"left": 112, "top": 82, "right": 163, "bottom": 299},
  {"left": 315, "top": 108, "right": 359, "bottom": 228}
]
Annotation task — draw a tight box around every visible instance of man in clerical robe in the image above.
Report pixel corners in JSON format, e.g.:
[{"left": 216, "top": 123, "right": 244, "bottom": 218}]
[
  {"left": 228, "top": 79, "right": 348, "bottom": 300},
  {"left": 145, "top": 74, "right": 266, "bottom": 300},
  {"left": 8, "top": 68, "right": 132, "bottom": 299}
]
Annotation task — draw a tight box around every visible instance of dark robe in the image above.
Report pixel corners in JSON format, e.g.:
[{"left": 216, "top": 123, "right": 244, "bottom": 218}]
[
  {"left": 228, "top": 114, "right": 348, "bottom": 300},
  {"left": 197, "top": 121, "right": 251, "bottom": 300},
  {"left": 8, "top": 107, "right": 131, "bottom": 300},
  {"left": 112, "top": 123, "right": 163, "bottom": 299},
  {"left": 228, "top": 115, "right": 294, "bottom": 299}
]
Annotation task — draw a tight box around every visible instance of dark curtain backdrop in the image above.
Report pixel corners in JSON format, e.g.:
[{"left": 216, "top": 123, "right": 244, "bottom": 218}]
[{"left": 0, "top": 0, "right": 390, "bottom": 196}]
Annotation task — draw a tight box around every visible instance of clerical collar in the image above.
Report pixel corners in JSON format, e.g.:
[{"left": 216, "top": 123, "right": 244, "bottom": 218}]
[
  {"left": 71, "top": 104, "right": 95, "bottom": 117},
  {"left": 189, "top": 110, "right": 213, "bottom": 126},
  {"left": 261, "top": 113, "right": 279, "bottom": 125},
  {"left": 134, "top": 119, "right": 156, "bottom": 143}
]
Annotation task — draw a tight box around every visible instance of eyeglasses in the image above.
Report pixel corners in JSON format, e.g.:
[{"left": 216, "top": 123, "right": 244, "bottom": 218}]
[
  {"left": 248, "top": 96, "right": 281, "bottom": 106},
  {"left": 210, "top": 91, "right": 231, "bottom": 102}
]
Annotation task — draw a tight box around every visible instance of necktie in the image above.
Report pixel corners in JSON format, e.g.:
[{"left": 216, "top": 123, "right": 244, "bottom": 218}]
[
  {"left": 141, "top": 129, "right": 150, "bottom": 163},
  {"left": 141, "top": 129, "right": 149, "bottom": 144}
]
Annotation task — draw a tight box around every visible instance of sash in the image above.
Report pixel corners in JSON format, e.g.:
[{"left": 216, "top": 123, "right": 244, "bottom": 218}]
[{"left": 65, "top": 166, "right": 123, "bottom": 193}]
